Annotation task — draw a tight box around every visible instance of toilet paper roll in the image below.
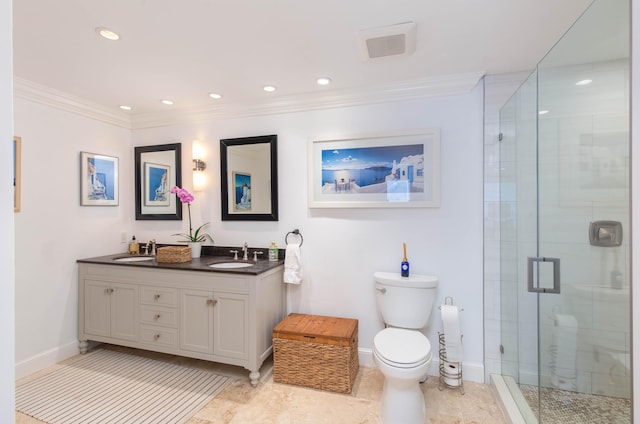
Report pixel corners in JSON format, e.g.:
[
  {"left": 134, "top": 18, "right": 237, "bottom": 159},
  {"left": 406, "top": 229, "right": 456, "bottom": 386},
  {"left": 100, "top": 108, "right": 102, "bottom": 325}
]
[
  {"left": 441, "top": 304, "right": 463, "bottom": 363},
  {"left": 443, "top": 361, "right": 461, "bottom": 387}
]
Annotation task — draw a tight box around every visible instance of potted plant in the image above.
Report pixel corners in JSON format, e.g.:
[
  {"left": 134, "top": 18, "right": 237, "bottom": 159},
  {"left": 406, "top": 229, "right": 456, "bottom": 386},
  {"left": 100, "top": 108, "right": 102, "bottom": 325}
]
[{"left": 171, "top": 186, "right": 213, "bottom": 258}]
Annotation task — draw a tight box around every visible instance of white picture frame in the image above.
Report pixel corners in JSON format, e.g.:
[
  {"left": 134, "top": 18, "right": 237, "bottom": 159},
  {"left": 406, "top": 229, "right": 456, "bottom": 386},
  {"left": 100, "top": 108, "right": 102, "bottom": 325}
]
[{"left": 308, "top": 130, "right": 440, "bottom": 208}]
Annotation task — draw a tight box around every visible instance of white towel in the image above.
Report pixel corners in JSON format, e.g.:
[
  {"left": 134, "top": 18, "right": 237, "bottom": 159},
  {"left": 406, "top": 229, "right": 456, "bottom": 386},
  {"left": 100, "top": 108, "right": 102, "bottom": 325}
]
[{"left": 283, "top": 244, "right": 303, "bottom": 284}]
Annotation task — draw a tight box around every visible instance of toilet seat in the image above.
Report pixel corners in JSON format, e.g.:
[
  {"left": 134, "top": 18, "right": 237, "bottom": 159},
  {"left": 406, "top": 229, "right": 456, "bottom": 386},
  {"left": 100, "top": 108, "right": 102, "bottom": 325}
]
[{"left": 374, "top": 328, "right": 431, "bottom": 368}]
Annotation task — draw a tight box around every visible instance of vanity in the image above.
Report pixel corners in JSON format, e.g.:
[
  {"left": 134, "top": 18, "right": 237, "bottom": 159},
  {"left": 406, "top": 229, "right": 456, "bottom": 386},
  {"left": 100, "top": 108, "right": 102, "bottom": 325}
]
[{"left": 77, "top": 250, "right": 286, "bottom": 386}]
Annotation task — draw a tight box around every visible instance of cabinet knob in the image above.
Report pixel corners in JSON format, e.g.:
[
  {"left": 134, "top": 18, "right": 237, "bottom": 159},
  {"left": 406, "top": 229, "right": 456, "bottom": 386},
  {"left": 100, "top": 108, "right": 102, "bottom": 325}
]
[
  {"left": 206, "top": 299, "right": 218, "bottom": 306},
  {"left": 153, "top": 334, "right": 160, "bottom": 341},
  {"left": 105, "top": 288, "right": 114, "bottom": 294},
  {"left": 154, "top": 294, "right": 161, "bottom": 300},
  {"left": 154, "top": 314, "right": 161, "bottom": 320}
]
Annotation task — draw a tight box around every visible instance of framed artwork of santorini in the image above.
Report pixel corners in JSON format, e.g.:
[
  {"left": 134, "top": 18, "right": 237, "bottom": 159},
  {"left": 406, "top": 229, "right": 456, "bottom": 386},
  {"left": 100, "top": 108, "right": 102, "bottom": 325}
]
[
  {"left": 232, "top": 171, "right": 252, "bottom": 212},
  {"left": 135, "top": 143, "right": 182, "bottom": 220},
  {"left": 80, "top": 152, "right": 119, "bottom": 206},
  {"left": 308, "top": 130, "right": 440, "bottom": 208},
  {"left": 13, "top": 136, "right": 21, "bottom": 212}
]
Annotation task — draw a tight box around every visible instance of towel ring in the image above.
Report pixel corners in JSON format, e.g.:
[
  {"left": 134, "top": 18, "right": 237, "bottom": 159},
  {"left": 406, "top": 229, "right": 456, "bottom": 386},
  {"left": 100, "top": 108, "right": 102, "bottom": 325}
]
[{"left": 285, "top": 229, "right": 303, "bottom": 247}]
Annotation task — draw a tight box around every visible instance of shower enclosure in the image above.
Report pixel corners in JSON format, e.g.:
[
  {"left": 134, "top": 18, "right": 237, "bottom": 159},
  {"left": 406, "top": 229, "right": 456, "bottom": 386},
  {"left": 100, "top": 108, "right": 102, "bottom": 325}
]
[{"left": 497, "top": 0, "right": 631, "bottom": 422}]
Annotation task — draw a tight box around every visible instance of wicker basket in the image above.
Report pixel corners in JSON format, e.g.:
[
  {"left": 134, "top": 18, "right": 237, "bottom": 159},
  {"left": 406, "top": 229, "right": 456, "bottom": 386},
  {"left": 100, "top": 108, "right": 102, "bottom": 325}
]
[
  {"left": 273, "top": 313, "right": 359, "bottom": 393},
  {"left": 156, "top": 246, "right": 192, "bottom": 263}
]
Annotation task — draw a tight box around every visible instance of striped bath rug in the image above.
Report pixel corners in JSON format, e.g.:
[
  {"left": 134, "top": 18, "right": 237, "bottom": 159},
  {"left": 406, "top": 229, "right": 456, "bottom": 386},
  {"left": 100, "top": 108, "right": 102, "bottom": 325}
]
[{"left": 16, "top": 349, "right": 232, "bottom": 424}]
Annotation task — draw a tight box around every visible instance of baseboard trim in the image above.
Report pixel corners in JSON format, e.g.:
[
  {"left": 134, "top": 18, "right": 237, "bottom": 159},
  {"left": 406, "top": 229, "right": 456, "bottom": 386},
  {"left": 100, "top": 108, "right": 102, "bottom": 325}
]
[{"left": 15, "top": 341, "right": 80, "bottom": 380}]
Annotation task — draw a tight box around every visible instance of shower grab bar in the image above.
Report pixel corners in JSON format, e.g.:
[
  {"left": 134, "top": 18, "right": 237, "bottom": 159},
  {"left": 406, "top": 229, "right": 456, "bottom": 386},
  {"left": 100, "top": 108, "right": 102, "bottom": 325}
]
[{"left": 527, "top": 256, "right": 561, "bottom": 294}]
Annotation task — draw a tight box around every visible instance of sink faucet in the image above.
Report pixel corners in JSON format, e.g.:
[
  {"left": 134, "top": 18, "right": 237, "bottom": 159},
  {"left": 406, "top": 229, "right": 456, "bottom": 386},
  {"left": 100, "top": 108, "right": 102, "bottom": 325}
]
[
  {"left": 242, "top": 242, "right": 249, "bottom": 261},
  {"left": 144, "top": 239, "right": 156, "bottom": 256}
]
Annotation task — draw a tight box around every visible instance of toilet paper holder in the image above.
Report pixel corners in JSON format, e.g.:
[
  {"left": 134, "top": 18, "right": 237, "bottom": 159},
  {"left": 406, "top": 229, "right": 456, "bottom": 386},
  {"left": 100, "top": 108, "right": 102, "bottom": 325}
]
[
  {"left": 438, "top": 296, "right": 464, "bottom": 394},
  {"left": 438, "top": 296, "right": 464, "bottom": 312}
]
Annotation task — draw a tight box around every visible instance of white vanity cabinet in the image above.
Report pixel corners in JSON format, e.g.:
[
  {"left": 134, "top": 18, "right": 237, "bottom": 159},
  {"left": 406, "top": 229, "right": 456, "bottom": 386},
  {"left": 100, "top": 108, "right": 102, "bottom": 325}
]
[
  {"left": 83, "top": 280, "right": 138, "bottom": 342},
  {"left": 180, "top": 289, "right": 249, "bottom": 360},
  {"left": 78, "top": 262, "right": 285, "bottom": 386}
]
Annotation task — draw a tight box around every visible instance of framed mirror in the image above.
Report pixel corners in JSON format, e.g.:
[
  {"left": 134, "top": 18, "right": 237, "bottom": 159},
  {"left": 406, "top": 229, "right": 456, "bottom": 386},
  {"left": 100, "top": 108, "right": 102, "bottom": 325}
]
[
  {"left": 220, "top": 134, "right": 278, "bottom": 221},
  {"left": 135, "top": 143, "right": 182, "bottom": 220}
]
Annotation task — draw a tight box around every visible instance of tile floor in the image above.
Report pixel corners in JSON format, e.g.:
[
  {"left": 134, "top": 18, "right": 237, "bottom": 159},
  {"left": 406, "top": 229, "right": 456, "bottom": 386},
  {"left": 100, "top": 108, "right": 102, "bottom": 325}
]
[
  {"left": 16, "top": 345, "right": 507, "bottom": 424},
  {"left": 520, "top": 384, "right": 631, "bottom": 424}
]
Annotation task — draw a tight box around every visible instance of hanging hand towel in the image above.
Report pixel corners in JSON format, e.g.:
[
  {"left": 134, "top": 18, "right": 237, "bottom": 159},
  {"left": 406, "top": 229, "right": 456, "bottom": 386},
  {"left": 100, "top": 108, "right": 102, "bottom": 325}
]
[{"left": 283, "top": 244, "right": 303, "bottom": 284}]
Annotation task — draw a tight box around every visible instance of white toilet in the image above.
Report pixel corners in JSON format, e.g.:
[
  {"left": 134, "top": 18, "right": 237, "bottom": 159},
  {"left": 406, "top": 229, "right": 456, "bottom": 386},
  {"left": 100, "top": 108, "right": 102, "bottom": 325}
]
[{"left": 372, "top": 271, "right": 438, "bottom": 424}]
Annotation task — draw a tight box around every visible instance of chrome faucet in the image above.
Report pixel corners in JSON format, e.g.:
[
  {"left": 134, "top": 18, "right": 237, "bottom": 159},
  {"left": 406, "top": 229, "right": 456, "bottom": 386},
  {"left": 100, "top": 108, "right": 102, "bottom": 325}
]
[
  {"left": 252, "top": 250, "right": 263, "bottom": 262},
  {"left": 144, "top": 239, "right": 156, "bottom": 256},
  {"left": 242, "top": 242, "right": 249, "bottom": 261}
]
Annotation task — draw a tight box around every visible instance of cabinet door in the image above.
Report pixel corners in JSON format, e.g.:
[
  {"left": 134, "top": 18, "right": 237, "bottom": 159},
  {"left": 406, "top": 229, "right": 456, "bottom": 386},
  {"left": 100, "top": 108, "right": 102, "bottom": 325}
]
[
  {"left": 180, "top": 289, "right": 214, "bottom": 354},
  {"left": 110, "top": 283, "right": 138, "bottom": 341},
  {"left": 213, "top": 292, "right": 249, "bottom": 360},
  {"left": 84, "top": 280, "right": 110, "bottom": 337}
]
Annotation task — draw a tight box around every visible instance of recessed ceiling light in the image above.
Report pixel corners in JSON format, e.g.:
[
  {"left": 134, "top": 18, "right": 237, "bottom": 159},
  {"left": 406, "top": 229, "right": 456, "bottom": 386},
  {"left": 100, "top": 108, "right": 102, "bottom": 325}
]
[
  {"left": 208, "top": 92, "right": 223, "bottom": 99},
  {"left": 538, "top": 110, "right": 549, "bottom": 115},
  {"left": 576, "top": 79, "right": 593, "bottom": 86},
  {"left": 263, "top": 85, "right": 276, "bottom": 92},
  {"left": 316, "top": 77, "right": 332, "bottom": 86},
  {"left": 95, "top": 27, "right": 120, "bottom": 41},
  {"left": 161, "top": 99, "right": 174, "bottom": 105},
  {"left": 119, "top": 105, "right": 132, "bottom": 111}
]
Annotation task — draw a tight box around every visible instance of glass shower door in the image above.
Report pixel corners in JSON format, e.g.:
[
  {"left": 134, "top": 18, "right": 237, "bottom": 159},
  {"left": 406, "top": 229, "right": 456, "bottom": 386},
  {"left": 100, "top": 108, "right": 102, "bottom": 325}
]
[{"left": 499, "top": 0, "right": 631, "bottom": 421}]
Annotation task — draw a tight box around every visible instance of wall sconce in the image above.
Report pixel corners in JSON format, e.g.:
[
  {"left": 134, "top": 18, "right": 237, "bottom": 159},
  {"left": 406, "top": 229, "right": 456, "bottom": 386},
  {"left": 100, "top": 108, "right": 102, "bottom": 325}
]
[{"left": 192, "top": 143, "right": 207, "bottom": 191}]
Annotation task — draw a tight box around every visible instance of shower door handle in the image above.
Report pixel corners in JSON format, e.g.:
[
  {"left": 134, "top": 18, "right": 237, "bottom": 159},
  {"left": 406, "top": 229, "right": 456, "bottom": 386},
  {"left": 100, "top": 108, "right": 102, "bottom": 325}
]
[{"left": 527, "top": 257, "right": 560, "bottom": 294}]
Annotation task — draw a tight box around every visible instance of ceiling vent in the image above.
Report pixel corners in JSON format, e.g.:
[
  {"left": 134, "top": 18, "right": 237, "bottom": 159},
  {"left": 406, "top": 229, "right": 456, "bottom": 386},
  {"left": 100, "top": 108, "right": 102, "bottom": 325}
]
[{"left": 358, "top": 22, "right": 417, "bottom": 60}]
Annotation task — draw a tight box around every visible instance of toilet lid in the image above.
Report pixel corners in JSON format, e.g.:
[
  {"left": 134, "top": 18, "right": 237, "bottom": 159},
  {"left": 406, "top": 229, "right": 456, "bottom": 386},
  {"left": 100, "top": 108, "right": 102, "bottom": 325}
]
[{"left": 374, "top": 328, "right": 431, "bottom": 366}]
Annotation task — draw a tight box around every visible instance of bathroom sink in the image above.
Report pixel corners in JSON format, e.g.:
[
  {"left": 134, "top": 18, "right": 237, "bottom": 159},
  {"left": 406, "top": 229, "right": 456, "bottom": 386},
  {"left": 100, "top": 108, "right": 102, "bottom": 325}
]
[
  {"left": 209, "top": 262, "right": 254, "bottom": 269},
  {"left": 113, "top": 256, "right": 155, "bottom": 262}
]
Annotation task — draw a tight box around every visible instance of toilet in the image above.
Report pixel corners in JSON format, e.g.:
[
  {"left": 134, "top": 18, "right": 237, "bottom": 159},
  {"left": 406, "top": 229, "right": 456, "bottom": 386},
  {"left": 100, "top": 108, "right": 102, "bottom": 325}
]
[{"left": 372, "top": 271, "right": 438, "bottom": 424}]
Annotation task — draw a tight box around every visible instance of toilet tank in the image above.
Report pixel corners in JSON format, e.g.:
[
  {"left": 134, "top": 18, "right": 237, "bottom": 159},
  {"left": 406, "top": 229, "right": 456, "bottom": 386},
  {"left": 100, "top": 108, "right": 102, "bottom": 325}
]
[{"left": 374, "top": 271, "right": 438, "bottom": 329}]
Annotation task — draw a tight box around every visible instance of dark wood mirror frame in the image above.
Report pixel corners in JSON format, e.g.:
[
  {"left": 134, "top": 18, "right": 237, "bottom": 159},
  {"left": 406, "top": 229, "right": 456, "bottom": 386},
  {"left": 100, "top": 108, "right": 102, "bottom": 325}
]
[
  {"left": 135, "top": 143, "right": 182, "bottom": 220},
  {"left": 220, "top": 135, "right": 278, "bottom": 221}
]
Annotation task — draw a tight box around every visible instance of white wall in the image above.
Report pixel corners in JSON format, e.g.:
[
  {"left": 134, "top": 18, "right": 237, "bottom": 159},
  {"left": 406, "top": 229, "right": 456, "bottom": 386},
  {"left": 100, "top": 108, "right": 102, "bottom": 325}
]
[
  {"left": 13, "top": 98, "right": 132, "bottom": 377},
  {"left": 1, "top": 0, "right": 15, "bottom": 421},
  {"left": 131, "top": 84, "right": 486, "bottom": 379}
]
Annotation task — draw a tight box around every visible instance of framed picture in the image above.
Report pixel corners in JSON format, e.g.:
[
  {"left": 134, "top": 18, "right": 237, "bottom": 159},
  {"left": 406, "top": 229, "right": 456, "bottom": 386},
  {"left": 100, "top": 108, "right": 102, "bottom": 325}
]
[
  {"left": 80, "top": 152, "right": 119, "bottom": 206},
  {"left": 13, "top": 136, "right": 21, "bottom": 212},
  {"left": 135, "top": 143, "right": 182, "bottom": 220},
  {"left": 232, "top": 171, "right": 252, "bottom": 211},
  {"left": 308, "top": 130, "right": 440, "bottom": 208},
  {"left": 144, "top": 162, "right": 171, "bottom": 206},
  {"left": 220, "top": 135, "right": 278, "bottom": 221}
]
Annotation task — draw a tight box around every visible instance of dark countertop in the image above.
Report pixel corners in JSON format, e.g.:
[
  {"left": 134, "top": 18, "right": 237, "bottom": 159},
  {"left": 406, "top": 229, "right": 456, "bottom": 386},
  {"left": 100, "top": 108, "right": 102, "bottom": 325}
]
[{"left": 77, "top": 245, "right": 285, "bottom": 276}]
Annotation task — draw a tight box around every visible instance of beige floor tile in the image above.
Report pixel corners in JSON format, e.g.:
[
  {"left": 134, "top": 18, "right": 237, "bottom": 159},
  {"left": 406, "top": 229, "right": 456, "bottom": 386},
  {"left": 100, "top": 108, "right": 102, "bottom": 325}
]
[{"left": 16, "top": 346, "right": 507, "bottom": 424}]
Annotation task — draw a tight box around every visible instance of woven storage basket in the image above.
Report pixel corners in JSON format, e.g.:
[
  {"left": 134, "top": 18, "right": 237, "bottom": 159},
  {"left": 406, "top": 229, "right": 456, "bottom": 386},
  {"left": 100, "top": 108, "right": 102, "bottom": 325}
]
[
  {"left": 273, "top": 313, "right": 359, "bottom": 394},
  {"left": 156, "top": 246, "right": 192, "bottom": 263}
]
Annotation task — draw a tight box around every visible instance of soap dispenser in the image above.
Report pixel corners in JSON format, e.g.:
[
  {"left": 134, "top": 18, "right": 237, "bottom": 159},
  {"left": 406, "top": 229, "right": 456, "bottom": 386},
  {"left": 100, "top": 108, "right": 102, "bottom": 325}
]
[
  {"left": 128, "top": 236, "right": 139, "bottom": 255},
  {"left": 268, "top": 241, "right": 278, "bottom": 261}
]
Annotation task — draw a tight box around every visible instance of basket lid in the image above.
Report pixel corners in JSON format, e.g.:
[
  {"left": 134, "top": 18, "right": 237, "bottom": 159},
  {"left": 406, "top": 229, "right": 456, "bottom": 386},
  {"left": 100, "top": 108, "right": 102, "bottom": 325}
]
[{"left": 273, "top": 313, "right": 357, "bottom": 346}]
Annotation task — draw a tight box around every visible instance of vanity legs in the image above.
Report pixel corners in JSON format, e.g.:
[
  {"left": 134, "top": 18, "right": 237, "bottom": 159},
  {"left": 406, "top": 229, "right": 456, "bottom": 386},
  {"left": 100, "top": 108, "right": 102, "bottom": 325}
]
[
  {"left": 249, "top": 370, "right": 260, "bottom": 387},
  {"left": 79, "top": 340, "right": 89, "bottom": 354}
]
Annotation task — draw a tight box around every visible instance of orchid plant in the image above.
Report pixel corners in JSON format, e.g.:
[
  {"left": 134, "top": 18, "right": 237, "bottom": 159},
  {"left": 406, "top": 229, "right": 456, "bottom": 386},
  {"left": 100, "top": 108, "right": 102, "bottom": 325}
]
[{"left": 171, "top": 186, "right": 212, "bottom": 243}]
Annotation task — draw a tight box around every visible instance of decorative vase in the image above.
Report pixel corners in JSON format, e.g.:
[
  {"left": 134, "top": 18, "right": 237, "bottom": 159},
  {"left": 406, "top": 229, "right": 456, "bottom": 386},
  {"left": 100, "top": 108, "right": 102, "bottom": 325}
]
[{"left": 189, "top": 242, "right": 202, "bottom": 258}]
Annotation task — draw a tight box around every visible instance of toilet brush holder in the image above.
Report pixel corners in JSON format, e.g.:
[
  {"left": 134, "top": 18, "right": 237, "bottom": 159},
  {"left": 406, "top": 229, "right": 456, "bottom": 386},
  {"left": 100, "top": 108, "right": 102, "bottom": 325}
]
[{"left": 438, "top": 332, "right": 464, "bottom": 394}]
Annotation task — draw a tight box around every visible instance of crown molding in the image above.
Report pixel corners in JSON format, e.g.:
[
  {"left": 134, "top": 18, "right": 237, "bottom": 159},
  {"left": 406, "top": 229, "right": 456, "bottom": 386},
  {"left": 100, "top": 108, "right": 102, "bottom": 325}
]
[
  {"left": 130, "top": 71, "right": 485, "bottom": 129},
  {"left": 13, "top": 71, "right": 485, "bottom": 131},
  {"left": 13, "top": 78, "right": 132, "bottom": 129}
]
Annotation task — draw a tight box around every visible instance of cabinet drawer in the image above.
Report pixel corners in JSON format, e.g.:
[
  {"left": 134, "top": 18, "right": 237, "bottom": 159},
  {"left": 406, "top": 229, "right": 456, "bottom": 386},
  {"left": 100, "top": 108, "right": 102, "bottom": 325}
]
[
  {"left": 140, "top": 325, "right": 178, "bottom": 347},
  {"left": 140, "top": 306, "right": 178, "bottom": 328},
  {"left": 141, "top": 287, "right": 178, "bottom": 307}
]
